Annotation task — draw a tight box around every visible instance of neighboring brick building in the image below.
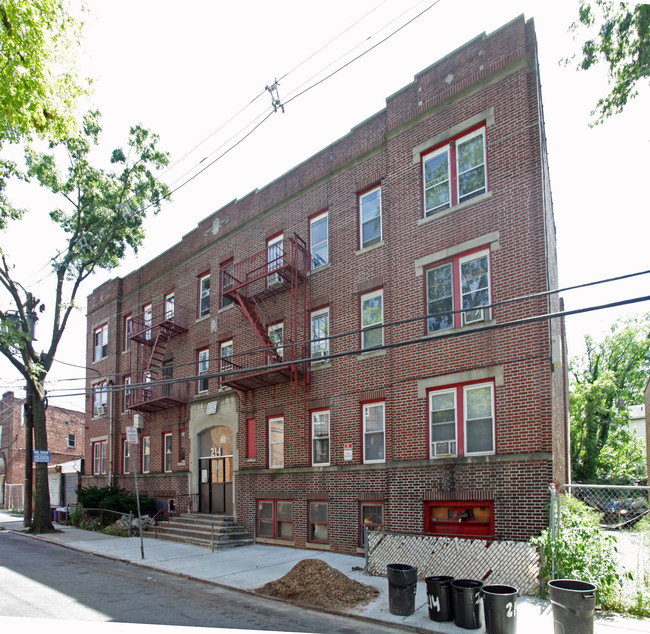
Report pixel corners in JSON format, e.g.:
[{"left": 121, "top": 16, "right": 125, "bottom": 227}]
[
  {"left": 83, "top": 16, "right": 568, "bottom": 554},
  {"left": 0, "top": 391, "right": 85, "bottom": 509}
]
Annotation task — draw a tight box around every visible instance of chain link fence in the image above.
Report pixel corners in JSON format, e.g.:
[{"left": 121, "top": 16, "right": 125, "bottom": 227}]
[
  {"left": 551, "top": 484, "right": 650, "bottom": 606},
  {"left": 3, "top": 484, "right": 23, "bottom": 512}
]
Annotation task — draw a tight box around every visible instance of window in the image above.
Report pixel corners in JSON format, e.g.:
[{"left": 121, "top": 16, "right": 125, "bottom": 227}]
[
  {"left": 310, "top": 211, "right": 328, "bottom": 268},
  {"left": 267, "top": 234, "right": 284, "bottom": 287},
  {"left": 267, "top": 323, "right": 283, "bottom": 363},
  {"left": 309, "top": 501, "right": 328, "bottom": 543},
  {"left": 123, "top": 314, "right": 132, "bottom": 351},
  {"left": 360, "top": 503, "right": 384, "bottom": 546},
  {"left": 426, "top": 249, "right": 491, "bottom": 333},
  {"left": 423, "top": 126, "right": 487, "bottom": 216},
  {"left": 268, "top": 416, "right": 284, "bottom": 468},
  {"left": 197, "top": 348, "right": 209, "bottom": 393},
  {"left": 179, "top": 429, "right": 186, "bottom": 463},
  {"left": 67, "top": 433, "right": 76, "bottom": 449},
  {"left": 163, "top": 363, "right": 173, "bottom": 397},
  {"left": 92, "top": 440, "right": 107, "bottom": 475},
  {"left": 123, "top": 440, "right": 131, "bottom": 475},
  {"left": 93, "top": 323, "right": 109, "bottom": 361},
  {"left": 428, "top": 381, "right": 495, "bottom": 458},
  {"left": 359, "top": 186, "right": 382, "bottom": 248},
  {"left": 163, "top": 432, "right": 173, "bottom": 472},
  {"left": 363, "top": 401, "right": 385, "bottom": 464},
  {"left": 142, "top": 436, "right": 150, "bottom": 473},
  {"left": 199, "top": 273, "right": 210, "bottom": 317},
  {"left": 311, "top": 307, "right": 329, "bottom": 359},
  {"left": 93, "top": 381, "right": 107, "bottom": 417},
  {"left": 258, "top": 500, "right": 293, "bottom": 540},
  {"left": 143, "top": 303, "right": 152, "bottom": 340},
  {"left": 164, "top": 292, "right": 175, "bottom": 320},
  {"left": 361, "top": 289, "right": 383, "bottom": 350},
  {"left": 123, "top": 376, "right": 132, "bottom": 412},
  {"left": 221, "top": 259, "right": 234, "bottom": 308},
  {"left": 311, "top": 409, "right": 330, "bottom": 466},
  {"left": 246, "top": 419, "right": 256, "bottom": 459},
  {"left": 220, "top": 340, "right": 233, "bottom": 384},
  {"left": 425, "top": 501, "right": 494, "bottom": 538}
]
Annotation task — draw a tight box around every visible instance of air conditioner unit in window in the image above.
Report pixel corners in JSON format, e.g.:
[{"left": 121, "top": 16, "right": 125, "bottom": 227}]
[
  {"left": 95, "top": 405, "right": 106, "bottom": 417},
  {"left": 268, "top": 273, "right": 283, "bottom": 288},
  {"left": 433, "top": 441, "right": 456, "bottom": 456},
  {"left": 463, "top": 307, "right": 486, "bottom": 325}
]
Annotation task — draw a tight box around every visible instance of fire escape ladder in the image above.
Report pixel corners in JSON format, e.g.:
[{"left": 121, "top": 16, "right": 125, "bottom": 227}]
[
  {"left": 145, "top": 328, "right": 172, "bottom": 374},
  {"left": 232, "top": 291, "right": 282, "bottom": 364}
]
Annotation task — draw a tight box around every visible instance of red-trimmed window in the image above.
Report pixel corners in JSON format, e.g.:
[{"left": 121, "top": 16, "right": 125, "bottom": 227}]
[
  {"left": 221, "top": 259, "right": 234, "bottom": 308},
  {"left": 123, "top": 314, "right": 132, "bottom": 351},
  {"left": 123, "top": 439, "right": 131, "bottom": 475},
  {"left": 198, "top": 272, "right": 210, "bottom": 317},
  {"left": 179, "top": 429, "right": 186, "bottom": 463},
  {"left": 362, "top": 401, "right": 385, "bottom": 464},
  {"left": 310, "top": 210, "right": 328, "bottom": 269},
  {"left": 258, "top": 500, "right": 293, "bottom": 540},
  {"left": 360, "top": 289, "right": 383, "bottom": 350},
  {"left": 359, "top": 186, "right": 382, "bottom": 249},
  {"left": 220, "top": 340, "right": 233, "bottom": 385},
  {"left": 426, "top": 247, "right": 491, "bottom": 333},
  {"left": 311, "top": 307, "right": 329, "bottom": 359},
  {"left": 309, "top": 501, "right": 329, "bottom": 543},
  {"left": 359, "top": 502, "right": 384, "bottom": 546},
  {"left": 143, "top": 303, "right": 152, "bottom": 341},
  {"left": 428, "top": 380, "right": 495, "bottom": 458},
  {"left": 163, "top": 432, "right": 173, "bottom": 472},
  {"left": 93, "top": 323, "right": 109, "bottom": 361},
  {"left": 425, "top": 500, "right": 494, "bottom": 538},
  {"left": 92, "top": 381, "right": 107, "bottom": 417},
  {"left": 267, "top": 233, "right": 284, "bottom": 287},
  {"left": 311, "top": 409, "right": 330, "bottom": 466},
  {"left": 268, "top": 416, "right": 284, "bottom": 468},
  {"left": 164, "top": 292, "right": 175, "bottom": 320},
  {"left": 422, "top": 124, "right": 487, "bottom": 217},
  {"left": 92, "top": 440, "right": 107, "bottom": 475},
  {"left": 197, "top": 348, "right": 209, "bottom": 393},
  {"left": 246, "top": 419, "right": 256, "bottom": 459},
  {"left": 141, "top": 436, "right": 150, "bottom": 473},
  {"left": 123, "top": 376, "right": 131, "bottom": 412},
  {"left": 267, "top": 322, "right": 284, "bottom": 363}
]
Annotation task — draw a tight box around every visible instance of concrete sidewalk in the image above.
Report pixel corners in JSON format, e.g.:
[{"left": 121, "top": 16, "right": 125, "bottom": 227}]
[{"left": 1, "top": 511, "right": 648, "bottom": 634}]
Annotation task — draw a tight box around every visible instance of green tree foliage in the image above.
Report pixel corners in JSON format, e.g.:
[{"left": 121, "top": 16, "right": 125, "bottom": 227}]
[
  {"left": 0, "top": 111, "right": 170, "bottom": 533},
  {"left": 566, "top": 1, "right": 650, "bottom": 125},
  {"left": 570, "top": 313, "right": 650, "bottom": 482}
]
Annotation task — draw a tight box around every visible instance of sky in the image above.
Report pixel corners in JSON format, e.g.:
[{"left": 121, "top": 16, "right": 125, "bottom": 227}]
[{"left": 1, "top": 0, "right": 649, "bottom": 411}]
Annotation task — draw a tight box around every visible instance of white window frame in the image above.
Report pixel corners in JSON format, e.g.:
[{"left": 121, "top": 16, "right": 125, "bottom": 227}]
[
  {"left": 67, "top": 433, "right": 76, "bottom": 449},
  {"left": 268, "top": 322, "right": 284, "bottom": 362},
  {"left": 123, "top": 376, "right": 131, "bottom": 412},
  {"left": 142, "top": 436, "right": 151, "bottom": 474},
  {"left": 197, "top": 348, "right": 209, "bottom": 393},
  {"left": 164, "top": 292, "right": 175, "bottom": 320},
  {"left": 221, "top": 260, "right": 234, "bottom": 308},
  {"left": 123, "top": 440, "right": 131, "bottom": 475},
  {"left": 361, "top": 289, "right": 383, "bottom": 350},
  {"left": 93, "top": 440, "right": 107, "bottom": 475},
  {"left": 456, "top": 127, "right": 487, "bottom": 204},
  {"left": 124, "top": 314, "right": 132, "bottom": 351},
  {"left": 199, "top": 273, "right": 210, "bottom": 317},
  {"left": 311, "top": 307, "right": 329, "bottom": 360},
  {"left": 143, "top": 303, "right": 152, "bottom": 341},
  {"left": 93, "top": 323, "right": 109, "bottom": 361},
  {"left": 429, "top": 388, "right": 458, "bottom": 458},
  {"left": 310, "top": 211, "right": 328, "bottom": 269},
  {"left": 163, "top": 432, "right": 173, "bottom": 473},
  {"left": 269, "top": 416, "right": 284, "bottom": 469},
  {"left": 311, "top": 409, "right": 330, "bottom": 466},
  {"left": 463, "top": 382, "right": 495, "bottom": 456},
  {"left": 93, "top": 381, "right": 108, "bottom": 417},
  {"left": 459, "top": 250, "right": 491, "bottom": 326},
  {"left": 220, "top": 340, "right": 233, "bottom": 383},
  {"left": 363, "top": 401, "right": 385, "bottom": 464},
  {"left": 267, "top": 234, "right": 284, "bottom": 287},
  {"left": 359, "top": 186, "right": 382, "bottom": 249}
]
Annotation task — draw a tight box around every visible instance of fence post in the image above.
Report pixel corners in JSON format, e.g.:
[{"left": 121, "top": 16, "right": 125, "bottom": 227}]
[{"left": 548, "top": 484, "right": 557, "bottom": 580}]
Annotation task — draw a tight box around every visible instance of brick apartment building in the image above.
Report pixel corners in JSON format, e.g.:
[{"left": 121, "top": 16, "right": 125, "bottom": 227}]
[
  {"left": 83, "top": 16, "right": 568, "bottom": 554},
  {"left": 0, "top": 391, "right": 85, "bottom": 509}
]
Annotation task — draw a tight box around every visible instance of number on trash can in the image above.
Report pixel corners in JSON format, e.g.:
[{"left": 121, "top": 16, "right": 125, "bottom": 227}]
[
  {"left": 506, "top": 601, "right": 516, "bottom": 618},
  {"left": 428, "top": 595, "right": 440, "bottom": 612}
]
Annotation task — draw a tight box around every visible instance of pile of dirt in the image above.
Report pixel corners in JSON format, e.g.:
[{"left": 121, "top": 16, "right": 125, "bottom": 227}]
[{"left": 255, "top": 558, "right": 379, "bottom": 609}]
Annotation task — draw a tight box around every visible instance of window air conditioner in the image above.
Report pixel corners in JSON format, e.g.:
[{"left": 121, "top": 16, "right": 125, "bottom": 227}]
[
  {"left": 463, "top": 307, "right": 486, "bottom": 325},
  {"left": 95, "top": 405, "right": 106, "bottom": 417},
  {"left": 268, "top": 272, "right": 283, "bottom": 288},
  {"left": 433, "top": 441, "right": 456, "bottom": 456}
]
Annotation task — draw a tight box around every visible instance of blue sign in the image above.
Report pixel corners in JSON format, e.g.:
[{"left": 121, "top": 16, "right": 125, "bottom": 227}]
[{"left": 33, "top": 450, "right": 51, "bottom": 463}]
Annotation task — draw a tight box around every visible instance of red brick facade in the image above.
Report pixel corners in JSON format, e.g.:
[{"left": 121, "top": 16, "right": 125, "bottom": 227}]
[{"left": 83, "top": 17, "right": 568, "bottom": 554}]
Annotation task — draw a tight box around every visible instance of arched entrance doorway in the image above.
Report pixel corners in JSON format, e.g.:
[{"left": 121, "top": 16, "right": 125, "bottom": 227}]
[{"left": 198, "top": 426, "right": 233, "bottom": 514}]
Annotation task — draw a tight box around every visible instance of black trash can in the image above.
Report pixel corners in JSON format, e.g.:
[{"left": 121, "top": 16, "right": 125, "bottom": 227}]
[
  {"left": 451, "top": 579, "right": 484, "bottom": 629},
  {"left": 387, "top": 563, "right": 418, "bottom": 616},
  {"left": 482, "top": 584, "right": 518, "bottom": 634},
  {"left": 425, "top": 575, "right": 454, "bottom": 621},
  {"left": 548, "top": 579, "right": 597, "bottom": 634}
]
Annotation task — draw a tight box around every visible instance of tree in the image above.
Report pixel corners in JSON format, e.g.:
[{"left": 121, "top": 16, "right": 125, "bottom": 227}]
[
  {"left": 0, "top": 110, "right": 170, "bottom": 532},
  {"left": 570, "top": 313, "right": 650, "bottom": 482},
  {"left": 566, "top": 1, "right": 650, "bottom": 125}
]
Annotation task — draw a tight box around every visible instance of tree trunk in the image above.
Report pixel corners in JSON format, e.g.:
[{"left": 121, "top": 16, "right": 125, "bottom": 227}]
[{"left": 29, "top": 391, "right": 54, "bottom": 533}]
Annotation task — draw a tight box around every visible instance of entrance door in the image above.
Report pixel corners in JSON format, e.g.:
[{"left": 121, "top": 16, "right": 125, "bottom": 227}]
[{"left": 198, "top": 426, "right": 234, "bottom": 514}]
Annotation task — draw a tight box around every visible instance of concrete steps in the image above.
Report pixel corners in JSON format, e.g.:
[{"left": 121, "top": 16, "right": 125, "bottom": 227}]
[{"left": 150, "top": 513, "right": 253, "bottom": 550}]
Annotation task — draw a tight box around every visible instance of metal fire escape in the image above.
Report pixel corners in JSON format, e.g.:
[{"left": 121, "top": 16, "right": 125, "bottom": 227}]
[
  {"left": 220, "top": 234, "right": 311, "bottom": 392},
  {"left": 129, "top": 303, "right": 189, "bottom": 413}
]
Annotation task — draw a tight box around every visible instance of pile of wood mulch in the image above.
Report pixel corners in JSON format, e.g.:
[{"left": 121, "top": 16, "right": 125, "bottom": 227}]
[{"left": 254, "top": 558, "right": 379, "bottom": 609}]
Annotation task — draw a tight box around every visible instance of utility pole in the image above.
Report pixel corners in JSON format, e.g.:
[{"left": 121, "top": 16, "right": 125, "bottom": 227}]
[{"left": 23, "top": 383, "right": 33, "bottom": 528}]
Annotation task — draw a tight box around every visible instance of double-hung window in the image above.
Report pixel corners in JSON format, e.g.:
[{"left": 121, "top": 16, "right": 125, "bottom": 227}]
[
  {"left": 92, "top": 440, "right": 107, "bottom": 475},
  {"left": 164, "top": 292, "right": 175, "bottom": 320},
  {"left": 220, "top": 340, "right": 233, "bottom": 384},
  {"left": 67, "top": 433, "right": 76, "bottom": 448},
  {"left": 423, "top": 126, "right": 487, "bottom": 216},
  {"left": 311, "top": 307, "right": 329, "bottom": 359},
  {"left": 310, "top": 211, "right": 328, "bottom": 269},
  {"left": 361, "top": 289, "right": 383, "bottom": 350},
  {"left": 309, "top": 501, "right": 328, "bottom": 543},
  {"left": 141, "top": 436, "right": 151, "bottom": 473},
  {"left": 143, "top": 303, "right": 152, "bottom": 341},
  {"left": 123, "top": 376, "right": 132, "bottom": 412},
  {"left": 163, "top": 432, "right": 173, "bottom": 472},
  {"left": 123, "top": 440, "right": 131, "bottom": 475},
  {"left": 267, "top": 234, "right": 284, "bottom": 287},
  {"left": 199, "top": 273, "right": 210, "bottom": 317},
  {"left": 123, "top": 314, "right": 132, "bottom": 351},
  {"left": 428, "top": 381, "right": 495, "bottom": 458},
  {"left": 311, "top": 409, "right": 330, "bottom": 466},
  {"left": 197, "top": 348, "right": 209, "bottom": 393},
  {"left": 93, "top": 381, "right": 107, "bottom": 417},
  {"left": 360, "top": 503, "right": 384, "bottom": 546},
  {"left": 93, "top": 324, "right": 108, "bottom": 361},
  {"left": 267, "top": 323, "right": 283, "bottom": 363},
  {"left": 363, "top": 401, "right": 385, "bottom": 464},
  {"left": 179, "top": 429, "right": 186, "bottom": 463},
  {"left": 221, "top": 259, "right": 234, "bottom": 308},
  {"left": 258, "top": 500, "right": 293, "bottom": 540},
  {"left": 359, "top": 186, "right": 381, "bottom": 248},
  {"left": 269, "top": 416, "right": 284, "bottom": 468},
  {"left": 426, "top": 249, "right": 491, "bottom": 333}
]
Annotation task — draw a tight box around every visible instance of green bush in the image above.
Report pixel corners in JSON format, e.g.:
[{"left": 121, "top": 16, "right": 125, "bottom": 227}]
[
  {"left": 531, "top": 495, "right": 628, "bottom": 607},
  {"left": 77, "top": 486, "right": 156, "bottom": 515},
  {"left": 631, "top": 514, "right": 650, "bottom": 532}
]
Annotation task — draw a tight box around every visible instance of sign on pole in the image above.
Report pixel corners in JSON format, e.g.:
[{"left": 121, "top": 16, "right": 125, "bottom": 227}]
[
  {"left": 33, "top": 450, "right": 51, "bottom": 463},
  {"left": 126, "top": 426, "right": 139, "bottom": 444}
]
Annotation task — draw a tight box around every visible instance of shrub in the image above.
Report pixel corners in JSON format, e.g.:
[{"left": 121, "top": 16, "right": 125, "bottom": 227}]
[{"left": 77, "top": 486, "right": 157, "bottom": 515}]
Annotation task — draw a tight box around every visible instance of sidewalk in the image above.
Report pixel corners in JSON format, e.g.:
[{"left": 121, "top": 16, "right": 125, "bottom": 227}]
[{"left": 1, "top": 511, "right": 648, "bottom": 634}]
